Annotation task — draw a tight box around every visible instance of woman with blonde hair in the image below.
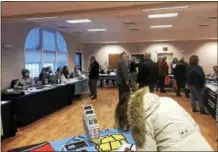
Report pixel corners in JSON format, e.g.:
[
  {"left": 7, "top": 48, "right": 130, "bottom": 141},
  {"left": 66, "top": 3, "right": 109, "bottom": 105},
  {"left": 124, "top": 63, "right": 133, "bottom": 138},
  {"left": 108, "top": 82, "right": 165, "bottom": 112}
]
[{"left": 115, "top": 87, "right": 213, "bottom": 151}]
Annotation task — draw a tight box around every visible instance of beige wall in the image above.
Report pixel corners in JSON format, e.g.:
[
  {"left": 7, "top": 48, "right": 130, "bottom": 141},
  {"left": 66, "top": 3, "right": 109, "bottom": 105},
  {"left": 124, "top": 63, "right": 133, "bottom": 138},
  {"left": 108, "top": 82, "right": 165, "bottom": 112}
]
[
  {"left": 1, "top": 22, "right": 83, "bottom": 89},
  {"left": 83, "top": 40, "right": 217, "bottom": 74}
]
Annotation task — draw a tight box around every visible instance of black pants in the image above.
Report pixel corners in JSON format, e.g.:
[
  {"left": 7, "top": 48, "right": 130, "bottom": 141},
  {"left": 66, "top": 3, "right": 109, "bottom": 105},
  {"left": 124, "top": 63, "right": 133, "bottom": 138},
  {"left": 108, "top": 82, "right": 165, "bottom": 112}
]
[
  {"left": 139, "top": 83, "right": 155, "bottom": 93},
  {"left": 89, "top": 79, "right": 97, "bottom": 97},
  {"left": 106, "top": 79, "right": 115, "bottom": 86},
  {"left": 118, "top": 84, "right": 130, "bottom": 103},
  {"left": 159, "top": 76, "right": 165, "bottom": 92},
  {"left": 176, "top": 79, "right": 189, "bottom": 97}
]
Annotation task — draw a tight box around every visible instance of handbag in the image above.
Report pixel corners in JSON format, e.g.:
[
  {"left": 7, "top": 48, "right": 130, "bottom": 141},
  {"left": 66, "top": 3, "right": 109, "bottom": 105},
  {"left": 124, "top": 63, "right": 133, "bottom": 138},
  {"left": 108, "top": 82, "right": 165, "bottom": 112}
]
[{"left": 165, "top": 76, "right": 170, "bottom": 86}]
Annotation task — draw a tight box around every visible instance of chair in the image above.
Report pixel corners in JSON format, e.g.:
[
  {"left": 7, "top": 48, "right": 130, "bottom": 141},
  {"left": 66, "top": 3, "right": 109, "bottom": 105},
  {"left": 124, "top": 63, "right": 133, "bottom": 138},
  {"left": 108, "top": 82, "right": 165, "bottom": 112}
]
[{"left": 10, "top": 79, "right": 19, "bottom": 88}]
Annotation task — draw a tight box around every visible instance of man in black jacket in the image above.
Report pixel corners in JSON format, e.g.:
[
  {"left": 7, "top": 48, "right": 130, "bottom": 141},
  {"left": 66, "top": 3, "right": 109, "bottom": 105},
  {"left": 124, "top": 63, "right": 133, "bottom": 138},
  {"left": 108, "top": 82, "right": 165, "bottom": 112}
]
[
  {"left": 137, "top": 53, "right": 158, "bottom": 93},
  {"left": 88, "top": 56, "right": 99, "bottom": 100},
  {"left": 174, "top": 57, "right": 189, "bottom": 97}
]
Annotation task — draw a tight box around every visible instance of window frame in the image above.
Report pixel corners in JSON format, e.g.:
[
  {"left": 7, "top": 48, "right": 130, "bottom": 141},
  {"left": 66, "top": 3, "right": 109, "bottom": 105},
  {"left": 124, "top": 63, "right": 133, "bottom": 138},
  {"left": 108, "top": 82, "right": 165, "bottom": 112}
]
[{"left": 24, "top": 27, "right": 68, "bottom": 76}]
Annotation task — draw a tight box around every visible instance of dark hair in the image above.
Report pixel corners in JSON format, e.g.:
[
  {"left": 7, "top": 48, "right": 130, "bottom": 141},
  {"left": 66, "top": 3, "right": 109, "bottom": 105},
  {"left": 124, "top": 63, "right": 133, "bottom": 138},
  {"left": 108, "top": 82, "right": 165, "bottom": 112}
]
[
  {"left": 115, "top": 93, "right": 130, "bottom": 130},
  {"left": 120, "top": 52, "right": 126, "bottom": 59},
  {"left": 21, "top": 69, "right": 30, "bottom": 77},
  {"left": 189, "top": 55, "right": 199, "bottom": 65},
  {"left": 56, "top": 67, "right": 62, "bottom": 72}
]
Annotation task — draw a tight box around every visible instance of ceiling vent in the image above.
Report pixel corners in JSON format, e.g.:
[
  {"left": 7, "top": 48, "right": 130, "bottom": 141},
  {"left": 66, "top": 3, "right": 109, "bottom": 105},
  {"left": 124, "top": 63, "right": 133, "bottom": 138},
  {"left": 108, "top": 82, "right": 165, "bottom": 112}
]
[
  {"left": 206, "top": 16, "right": 218, "bottom": 20},
  {"left": 124, "top": 22, "right": 136, "bottom": 25},
  {"left": 57, "top": 26, "right": 68, "bottom": 29},
  {"left": 198, "top": 24, "right": 210, "bottom": 27},
  {"left": 129, "top": 28, "right": 139, "bottom": 31},
  {"left": 74, "top": 31, "right": 82, "bottom": 34}
]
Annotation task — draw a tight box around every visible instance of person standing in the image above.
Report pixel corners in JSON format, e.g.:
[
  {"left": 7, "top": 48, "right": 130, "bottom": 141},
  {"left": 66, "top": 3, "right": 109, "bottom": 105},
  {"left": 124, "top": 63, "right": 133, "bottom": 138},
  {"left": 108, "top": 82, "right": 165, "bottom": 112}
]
[
  {"left": 88, "top": 56, "right": 99, "bottom": 100},
  {"left": 174, "top": 57, "right": 189, "bottom": 97},
  {"left": 116, "top": 52, "right": 130, "bottom": 103},
  {"left": 137, "top": 53, "right": 158, "bottom": 93},
  {"left": 186, "top": 55, "right": 208, "bottom": 115},
  {"left": 158, "top": 57, "right": 169, "bottom": 93},
  {"left": 129, "top": 57, "right": 138, "bottom": 91}
]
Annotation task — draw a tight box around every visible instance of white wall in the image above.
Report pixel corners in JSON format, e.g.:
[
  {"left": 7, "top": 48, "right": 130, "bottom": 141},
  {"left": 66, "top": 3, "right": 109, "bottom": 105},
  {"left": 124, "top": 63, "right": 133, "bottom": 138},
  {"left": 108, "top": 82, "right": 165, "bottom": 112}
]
[
  {"left": 1, "top": 22, "right": 83, "bottom": 89},
  {"left": 83, "top": 40, "right": 217, "bottom": 73}
]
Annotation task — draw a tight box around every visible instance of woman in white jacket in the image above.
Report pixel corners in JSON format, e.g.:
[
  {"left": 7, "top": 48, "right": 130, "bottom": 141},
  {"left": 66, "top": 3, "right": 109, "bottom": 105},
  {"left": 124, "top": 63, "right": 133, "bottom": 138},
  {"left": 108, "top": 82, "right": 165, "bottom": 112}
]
[{"left": 115, "top": 87, "right": 213, "bottom": 151}]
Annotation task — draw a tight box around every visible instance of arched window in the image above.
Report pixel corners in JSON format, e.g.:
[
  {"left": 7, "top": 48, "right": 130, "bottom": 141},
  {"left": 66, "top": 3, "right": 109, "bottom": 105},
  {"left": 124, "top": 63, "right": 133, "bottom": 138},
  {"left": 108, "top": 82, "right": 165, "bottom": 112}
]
[{"left": 24, "top": 28, "right": 68, "bottom": 77}]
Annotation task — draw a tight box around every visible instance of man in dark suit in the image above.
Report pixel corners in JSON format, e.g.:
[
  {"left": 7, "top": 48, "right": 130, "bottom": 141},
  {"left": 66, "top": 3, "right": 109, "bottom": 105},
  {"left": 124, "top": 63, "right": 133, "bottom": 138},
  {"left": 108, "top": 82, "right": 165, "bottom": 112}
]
[
  {"left": 137, "top": 52, "right": 159, "bottom": 93},
  {"left": 174, "top": 57, "right": 189, "bottom": 97},
  {"left": 88, "top": 56, "right": 99, "bottom": 100},
  {"left": 116, "top": 52, "right": 130, "bottom": 103}
]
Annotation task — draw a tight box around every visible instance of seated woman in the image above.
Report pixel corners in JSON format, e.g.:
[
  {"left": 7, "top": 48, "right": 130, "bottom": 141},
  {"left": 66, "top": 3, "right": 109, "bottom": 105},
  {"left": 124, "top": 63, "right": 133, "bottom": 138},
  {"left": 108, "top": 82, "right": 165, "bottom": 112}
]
[
  {"left": 14, "top": 69, "right": 35, "bottom": 89},
  {"left": 55, "top": 67, "right": 62, "bottom": 82},
  {"left": 39, "top": 67, "right": 49, "bottom": 85},
  {"left": 115, "top": 87, "right": 213, "bottom": 151},
  {"left": 209, "top": 65, "right": 218, "bottom": 79},
  {"left": 62, "top": 66, "right": 70, "bottom": 79},
  {"left": 106, "top": 65, "right": 115, "bottom": 86}
]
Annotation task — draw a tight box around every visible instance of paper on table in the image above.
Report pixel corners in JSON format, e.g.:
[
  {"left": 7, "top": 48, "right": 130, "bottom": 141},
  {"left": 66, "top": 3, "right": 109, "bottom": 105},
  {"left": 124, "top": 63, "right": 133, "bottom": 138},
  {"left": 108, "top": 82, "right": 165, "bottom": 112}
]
[{"left": 117, "top": 143, "right": 136, "bottom": 151}]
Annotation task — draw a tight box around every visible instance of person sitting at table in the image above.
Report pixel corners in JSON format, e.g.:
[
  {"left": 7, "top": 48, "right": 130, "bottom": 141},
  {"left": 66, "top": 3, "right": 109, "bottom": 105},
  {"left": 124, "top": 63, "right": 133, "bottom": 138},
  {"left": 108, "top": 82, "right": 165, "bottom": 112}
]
[
  {"left": 115, "top": 87, "right": 213, "bottom": 151},
  {"left": 39, "top": 67, "right": 49, "bottom": 85},
  {"left": 55, "top": 67, "right": 62, "bottom": 82},
  {"left": 62, "top": 66, "right": 70, "bottom": 79},
  {"left": 14, "top": 69, "right": 35, "bottom": 89},
  {"left": 208, "top": 65, "right": 218, "bottom": 79},
  {"left": 73, "top": 65, "right": 82, "bottom": 77},
  {"left": 106, "top": 65, "right": 115, "bottom": 86}
]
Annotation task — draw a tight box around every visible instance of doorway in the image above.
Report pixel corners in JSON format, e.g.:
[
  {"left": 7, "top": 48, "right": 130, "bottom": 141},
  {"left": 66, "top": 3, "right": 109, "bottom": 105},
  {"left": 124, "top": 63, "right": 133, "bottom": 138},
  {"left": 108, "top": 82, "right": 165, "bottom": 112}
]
[
  {"left": 75, "top": 52, "right": 82, "bottom": 71},
  {"left": 157, "top": 53, "right": 173, "bottom": 73}
]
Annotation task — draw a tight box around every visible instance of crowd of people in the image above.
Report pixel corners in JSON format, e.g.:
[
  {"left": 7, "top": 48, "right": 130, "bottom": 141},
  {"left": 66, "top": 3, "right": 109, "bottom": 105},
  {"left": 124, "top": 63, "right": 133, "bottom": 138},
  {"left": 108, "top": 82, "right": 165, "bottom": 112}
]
[
  {"left": 115, "top": 52, "right": 218, "bottom": 116},
  {"left": 114, "top": 52, "right": 217, "bottom": 151}
]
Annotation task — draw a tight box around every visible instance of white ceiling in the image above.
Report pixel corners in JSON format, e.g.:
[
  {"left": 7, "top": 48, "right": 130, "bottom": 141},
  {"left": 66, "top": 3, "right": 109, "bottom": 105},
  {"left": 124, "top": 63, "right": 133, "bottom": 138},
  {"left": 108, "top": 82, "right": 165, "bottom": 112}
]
[{"left": 2, "top": 2, "right": 218, "bottom": 43}]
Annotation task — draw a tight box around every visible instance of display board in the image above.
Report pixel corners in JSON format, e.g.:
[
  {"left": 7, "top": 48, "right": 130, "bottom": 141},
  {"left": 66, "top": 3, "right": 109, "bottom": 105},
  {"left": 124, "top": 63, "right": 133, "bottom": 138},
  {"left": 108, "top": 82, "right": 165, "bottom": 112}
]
[{"left": 8, "top": 128, "right": 135, "bottom": 152}]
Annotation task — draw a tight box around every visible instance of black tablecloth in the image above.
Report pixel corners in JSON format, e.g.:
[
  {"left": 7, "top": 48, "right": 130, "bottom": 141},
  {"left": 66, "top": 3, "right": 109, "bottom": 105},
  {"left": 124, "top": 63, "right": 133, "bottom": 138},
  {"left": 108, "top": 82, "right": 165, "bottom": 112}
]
[
  {"left": 11, "top": 84, "right": 75, "bottom": 126},
  {"left": 204, "top": 87, "right": 217, "bottom": 118},
  {"left": 1, "top": 101, "right": 17, "bottom": 138}
]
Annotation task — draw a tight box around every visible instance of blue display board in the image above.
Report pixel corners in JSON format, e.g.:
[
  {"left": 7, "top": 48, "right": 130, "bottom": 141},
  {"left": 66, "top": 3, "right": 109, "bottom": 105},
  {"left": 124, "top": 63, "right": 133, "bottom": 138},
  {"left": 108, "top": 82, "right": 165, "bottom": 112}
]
[{"left": 50, "top": 128, "right": 135, "bottom": 151}]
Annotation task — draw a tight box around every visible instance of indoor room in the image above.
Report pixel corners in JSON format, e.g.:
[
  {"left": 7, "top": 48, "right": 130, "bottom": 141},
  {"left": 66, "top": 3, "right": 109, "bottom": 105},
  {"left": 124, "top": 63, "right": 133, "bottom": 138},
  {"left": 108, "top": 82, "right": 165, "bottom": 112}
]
[{"left": 1, "top": 1, "right": 217, "bottom": 151}]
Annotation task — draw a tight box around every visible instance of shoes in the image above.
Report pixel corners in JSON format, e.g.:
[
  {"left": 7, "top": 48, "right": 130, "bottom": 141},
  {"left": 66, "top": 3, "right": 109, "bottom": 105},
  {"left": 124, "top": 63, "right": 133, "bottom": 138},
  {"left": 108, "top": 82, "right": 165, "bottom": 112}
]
[
  {"left": 192, "top": 109, "right": 199, "bottom": 112},
  {"left": 200, "top": 110, "right": 209, "bottom": 115},
  {"left": 91, "top": 96, "right": 97, "bottom": 100},
  {"left": 177, "top": 94, "right": 182, "bottom": 97}
]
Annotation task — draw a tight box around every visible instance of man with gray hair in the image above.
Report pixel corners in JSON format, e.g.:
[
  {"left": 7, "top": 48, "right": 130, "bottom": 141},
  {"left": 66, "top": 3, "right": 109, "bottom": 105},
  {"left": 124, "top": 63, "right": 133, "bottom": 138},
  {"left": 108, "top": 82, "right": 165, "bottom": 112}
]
[{"left": 137, "top": 52, "right": 159, "bottom": 93}]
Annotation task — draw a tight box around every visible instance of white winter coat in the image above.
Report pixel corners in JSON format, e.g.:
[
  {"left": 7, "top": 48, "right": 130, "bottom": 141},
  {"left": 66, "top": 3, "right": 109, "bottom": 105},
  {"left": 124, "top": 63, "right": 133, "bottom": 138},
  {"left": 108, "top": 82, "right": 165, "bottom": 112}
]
[{"left": 127, "top": 89, "right": 213, "bottom": 151}]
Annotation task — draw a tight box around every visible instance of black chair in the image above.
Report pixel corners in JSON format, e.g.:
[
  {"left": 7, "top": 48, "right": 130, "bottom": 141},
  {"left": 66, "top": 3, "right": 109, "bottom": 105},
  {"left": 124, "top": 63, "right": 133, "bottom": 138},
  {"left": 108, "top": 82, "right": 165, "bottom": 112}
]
[{"left": 10, "top": 79, "right": 19, "bottom": 88}]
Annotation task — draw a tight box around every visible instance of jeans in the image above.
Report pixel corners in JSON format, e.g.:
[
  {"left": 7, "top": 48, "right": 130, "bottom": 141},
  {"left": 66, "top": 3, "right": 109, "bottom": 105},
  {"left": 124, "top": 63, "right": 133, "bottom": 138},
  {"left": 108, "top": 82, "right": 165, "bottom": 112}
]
[
  {"left": 130, "top": 72, "right": 137, "bottom": 91},
  {"left": 88, "top": 79, "right": 97, "bottom": 97},
  {"left": 190, "top": 86, "right": 205, "bottom": 111}
]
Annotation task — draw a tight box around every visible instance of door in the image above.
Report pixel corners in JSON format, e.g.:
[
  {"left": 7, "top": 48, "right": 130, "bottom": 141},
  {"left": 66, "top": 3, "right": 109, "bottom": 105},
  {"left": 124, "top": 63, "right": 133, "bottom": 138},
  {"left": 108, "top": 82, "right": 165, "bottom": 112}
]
[{"left": 75, "top": 52, "right": 82, "bottom": 71}]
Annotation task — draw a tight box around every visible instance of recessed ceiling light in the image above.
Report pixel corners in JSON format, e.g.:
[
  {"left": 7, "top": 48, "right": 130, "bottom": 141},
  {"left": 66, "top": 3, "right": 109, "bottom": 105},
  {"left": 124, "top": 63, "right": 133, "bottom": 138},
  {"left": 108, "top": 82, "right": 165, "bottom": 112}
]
[
  {"left": 151, "top": 25, "right": 173, "bottom": 28},
  {"left": 66, "top": 19, "right": 91, "bottom": 24},
  {"left": 148, "top": 13, "right": 178, "bottom": 18},
  {"left": 142, "top": 5, "right": 190, "bottom": 12},
  {"left": 26, "top": 16, "right": 58, "bottom": 20},
  {"left": 87, "top": 29, "right": 106, "bottom": 32}
]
